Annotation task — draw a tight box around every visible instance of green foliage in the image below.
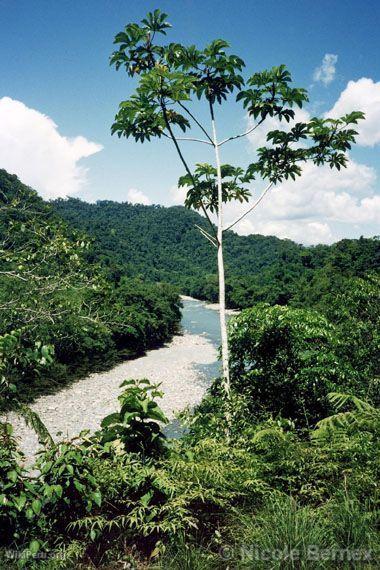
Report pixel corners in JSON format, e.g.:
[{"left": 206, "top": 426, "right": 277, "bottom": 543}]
[
  {"left": 67, "top": 451, "right": 199, "bottom": 561},
  {"left": 36, "top": 438, "right": 102, "bottom": 527},
  {"left": 0, "top": 338, "right": 54, "bottom": 447},
  {"left": 0, "top": 170, "right": 181, "bottom": 403},
  {"left": 156, "top": 541, "right": 220, "bottom": 569},
  {"left": 227, "top": 493, "right": 378, "bottom": 569},
  {"left": 323, "top": 493, "right": 378, "bottom": 552},
  {"left": 98, "top": 378, "right": 169, "bottom": 458},
  {"left": 234, "top": 495, "right": 328, "bottom": 569},
  {"left": 179, "top": 163, "right": 252, "bottom": 215},
  {"left": 320, "top": 274, "right": 379, "bottom": 389},
  {"left": 228, "top": 304, "right": 358, "bottom": 426},
  {"left": 0, "top": 381, "right": 379, "bottom": 567},
  {"left": 313, "top": 392, "right": 380, "bottom": 441},
  {"left": 0, "top": 423, "right": 35, "bottom": 546},
  {"left": 52, "top": 197, "right": 379, "bottom": 313},
  {"left": 110, "top": 9, "right": 363, "bottom": 200},
  {"left": 292, "top": 270, "right": 380, "bottom": 399}
]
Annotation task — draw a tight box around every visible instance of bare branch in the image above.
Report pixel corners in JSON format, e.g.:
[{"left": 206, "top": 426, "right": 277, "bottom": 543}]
[
  {"left": 218, "top": 117, "right": 265, "bottom": 147},
  {"left": 0, "top": 271, "right": 29, "bottom": 282},
  {"left": 161, "top": 132, "right": 212, "bottom": 145},
  {"left": 195, "top": 224, "right": 217, "bottom": 247},
  {"left": 175, "top": 137, "right": 213, "bottom": 145},
  {"left": 178, "top": 102, "right": 214, "bottom": 144},
  {"left": 224, "top": 182, "right": 274, "bottom": 232}
]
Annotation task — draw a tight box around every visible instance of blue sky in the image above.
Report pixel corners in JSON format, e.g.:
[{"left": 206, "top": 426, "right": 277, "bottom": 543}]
[{"left": 1, "top": 0, "right": 379, "bottom": 244}]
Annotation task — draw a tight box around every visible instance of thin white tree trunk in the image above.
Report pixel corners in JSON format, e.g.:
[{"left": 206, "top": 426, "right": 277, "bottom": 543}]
[{"left": 210, "top": 112, "right": 230, "bottom": 397}]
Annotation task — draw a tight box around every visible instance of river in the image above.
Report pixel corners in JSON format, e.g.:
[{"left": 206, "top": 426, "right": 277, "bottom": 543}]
[
  {"left": 8, "top": 298, "right": 229, "bottom": 460},
  {"left": 180, "top": 296, "right": 223, "bottom": 379}
]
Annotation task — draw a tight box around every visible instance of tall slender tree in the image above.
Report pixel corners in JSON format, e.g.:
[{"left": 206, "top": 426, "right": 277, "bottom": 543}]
[{"left": 110, "top": 9, "right": 364, "bottom": 405}]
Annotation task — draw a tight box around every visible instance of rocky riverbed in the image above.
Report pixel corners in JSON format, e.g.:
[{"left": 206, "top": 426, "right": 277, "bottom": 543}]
[{"left": 6, "top": 331, "right": 217, "bottom": 462}]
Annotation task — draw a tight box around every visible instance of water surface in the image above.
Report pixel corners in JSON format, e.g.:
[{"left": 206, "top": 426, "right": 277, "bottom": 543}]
[{"left": 181, "top": 298, "right": 222, "bottom": 382}]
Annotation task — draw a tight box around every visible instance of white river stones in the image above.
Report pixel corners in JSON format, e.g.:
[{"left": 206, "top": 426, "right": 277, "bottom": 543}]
[{"left": 6, "top": 332, "right": 217, "bottom": 462}]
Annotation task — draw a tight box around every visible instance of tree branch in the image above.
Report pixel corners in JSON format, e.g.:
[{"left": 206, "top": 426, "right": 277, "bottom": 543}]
[
  {"left": 0, "top": 271, "right": 29, "bottom": 282},
  {"left": 160, "top": 98, "right": 219, "bottom": 242},
  {"left": 162, "top": 133, "right": 212, "bottom": 145},
  {"left": 178, "top": 102, "right": 214, "bottom": 144},
  {"left": 224, "top": 182, "right": 274, "bottom": 232},
  {"left": 176, "top": 137, "right": 213, "bottom": 145},
  {"left": 195, "top": 224, "right": 217, "bottom": 247},
  {"left": 218, "top": 117, "right": 265, "bottom": 147}
]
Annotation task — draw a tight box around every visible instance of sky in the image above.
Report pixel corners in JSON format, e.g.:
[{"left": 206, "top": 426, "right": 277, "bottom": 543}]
[{"left": 1, "top": 0, "right": 379, "bottom": 245}]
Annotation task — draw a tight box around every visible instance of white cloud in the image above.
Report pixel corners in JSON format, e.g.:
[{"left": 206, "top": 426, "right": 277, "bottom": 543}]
[
  {"left": 127, "top": 188, "right": 152, "bottom": 205},
  {"left": 327, "top": 78, "right": 380, "bottom": 146},
  {"left": 313, "top": 53, "right": 338, "bottom": 86},
  {"left": 0, "top": 97, "right": 102, "bottom": 198},
  {"left": 237, "top": 218, "right": 333, "bottom": 245},
  {"left": 168, "top": 184, "right": 187, "bottom": 205},
  {"left": 224, "top": 158, "right": 379, "bottom": 244}
]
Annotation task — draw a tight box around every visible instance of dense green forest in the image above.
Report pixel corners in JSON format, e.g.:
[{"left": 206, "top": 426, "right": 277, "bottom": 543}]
[
  {"left": 53, "top": 197, "right": 379, "bottom": 308},
  {"left": 0, "top": 170, "right": 181, "bottom": 403},
  {"left": 1, "top": 169, "right": 379, "bottom": 568},
  {"left": 2, "top": 1, "right": 380, "bottom": 565}
]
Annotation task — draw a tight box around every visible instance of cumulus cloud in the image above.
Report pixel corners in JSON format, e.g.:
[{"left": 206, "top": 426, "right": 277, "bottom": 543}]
[
  {"left": 168, "top": 185, "right": 187, "bottom": 205},
  {"left": 0, "top": 97, "right": 102, "bottom": 199},
  {"left": 313, "top": 53, "right": 338, "bottom": 86},
  {"left": 127, "top": 188, "right": 152, "bottom": 205},
  {"left": 236, "top": 218, "right": 334, "bottom": 245},
  {"left": 237, "top": 77, "right": 380, "bottom": 244},
  {"left": 225, "top": 158, "right": 379, "bottom": 244},
  {"left": 327, "top": 78, "right": 380, "bottom": 146}
]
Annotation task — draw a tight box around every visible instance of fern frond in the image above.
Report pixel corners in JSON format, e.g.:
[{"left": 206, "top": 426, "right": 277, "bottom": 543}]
[
  {"left": 251, "top": 427, "right": 286, "bottom": 444},
  {"left": 313, "top": 392, "right": 379, "bottom": 441},
  {"left": 17, "top": 403, "right": 54, "bottom": 447},
  {"left": 328, "top": 392, "right": 374, "bottom": 413}
]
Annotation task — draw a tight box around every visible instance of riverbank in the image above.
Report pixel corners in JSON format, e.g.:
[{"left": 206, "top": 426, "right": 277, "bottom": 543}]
[{"left": 7, "top": 330, "right": 217, "bottom": 462}]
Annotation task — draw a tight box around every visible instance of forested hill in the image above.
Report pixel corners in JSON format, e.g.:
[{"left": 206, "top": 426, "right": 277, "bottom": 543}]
[
  {"left": 52, "top": 197, "right": 379, "bottom": 308},
  {"left": 0, "top": 170, "right": 181, "bottom": 401}
]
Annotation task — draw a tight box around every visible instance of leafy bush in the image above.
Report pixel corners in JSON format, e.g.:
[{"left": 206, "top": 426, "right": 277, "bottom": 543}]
[
  {"left": 0, "top": 423, "right": 32, "bottom": 545},
  {"left": 321, "top": 274, "right": 380, "bottom": 394},
  {"left": 228, "top": 304, "right": 358, "bottom": 427},
  {"left": 36, "top": 437, "right": 102, "bottom": 534},
  {"left": 97, "top": 378, "right": 169, "bottom": 458}
]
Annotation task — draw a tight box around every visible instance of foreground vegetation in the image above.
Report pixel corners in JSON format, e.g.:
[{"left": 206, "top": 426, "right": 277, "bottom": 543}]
[
  {"left": 0, "top": 370, "right": 379, "bottom": 568},
  {"left": 1, "top": 179, "right": 379, "bottom": 565}
]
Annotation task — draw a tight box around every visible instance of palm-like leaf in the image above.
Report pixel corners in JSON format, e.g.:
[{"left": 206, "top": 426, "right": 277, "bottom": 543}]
[{"left": 313, "top": 392, "right": 379, "bottom": 441}]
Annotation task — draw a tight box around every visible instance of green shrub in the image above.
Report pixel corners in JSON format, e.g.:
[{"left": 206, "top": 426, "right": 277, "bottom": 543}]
[
  {"left": 36, "top": 436, "right": 102, "bottom": 535},
  {"left": 228, "top": 304, "right": 358, "bottom": 427},
  {"left": 97, "top": 378, "right": 169, "bottom": 458}
]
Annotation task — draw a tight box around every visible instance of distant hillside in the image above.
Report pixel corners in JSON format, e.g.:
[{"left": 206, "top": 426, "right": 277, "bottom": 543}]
[
  {"left": 52, "top": 198, "right": 379, "bottom": 308},
  {"left": 0, "top": 170, "right": 181, "bottom": 400}
]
